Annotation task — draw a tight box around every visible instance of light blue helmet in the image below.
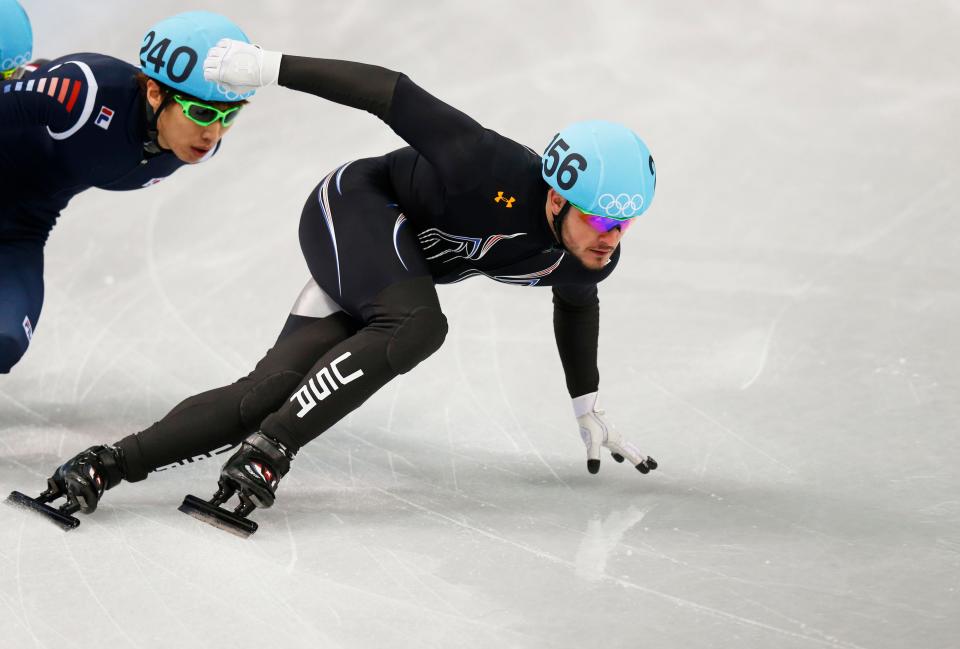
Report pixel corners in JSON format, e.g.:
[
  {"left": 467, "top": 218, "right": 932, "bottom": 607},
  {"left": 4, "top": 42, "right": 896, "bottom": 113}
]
[
  {"left": 542, "top": 120, "right": 656, "bottom": 220},
  {"left": 0, "top": 0, "right": 32, "bottom": 73},
  {"left": 140, "top": 11, "right": 253, "bottom": 102}
]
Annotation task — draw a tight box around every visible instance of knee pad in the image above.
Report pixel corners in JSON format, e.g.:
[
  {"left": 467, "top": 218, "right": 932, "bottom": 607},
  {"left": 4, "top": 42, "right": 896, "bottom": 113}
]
[
  {"left": 387, "top": 306, "right": 448, "bottom": 374},
  {"left": 0, "top": 334, "right": 27, "bottom": 374},
  {"left": 239, "top": 370, "right": 306, "bottom": 428}
]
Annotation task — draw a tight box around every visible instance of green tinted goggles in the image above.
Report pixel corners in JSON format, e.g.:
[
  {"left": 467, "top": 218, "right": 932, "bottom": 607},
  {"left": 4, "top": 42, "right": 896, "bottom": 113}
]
[{"left": 173, "top": 95, "right": 241, "bottom": 127}]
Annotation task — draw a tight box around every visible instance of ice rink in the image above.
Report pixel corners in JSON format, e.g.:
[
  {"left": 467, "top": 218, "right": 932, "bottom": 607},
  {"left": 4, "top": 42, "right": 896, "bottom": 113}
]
[{"left": 2, "top": 1, "right": 959, "bottom": 647}]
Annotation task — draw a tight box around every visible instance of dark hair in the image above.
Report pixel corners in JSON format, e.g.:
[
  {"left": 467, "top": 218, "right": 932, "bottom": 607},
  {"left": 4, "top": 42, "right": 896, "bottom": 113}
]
[{"left": 135, "top": 72, "right": 249, "bottom": 109}]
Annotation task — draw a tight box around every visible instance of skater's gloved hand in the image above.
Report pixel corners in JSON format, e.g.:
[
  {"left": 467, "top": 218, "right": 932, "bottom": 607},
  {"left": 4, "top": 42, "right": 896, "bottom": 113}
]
[
  {"left": 573, "top": 392, "right": 657, "bottom": 475},
  {"left": 203, "top": 38, "right": 282, "bottom": 94},
  {"left": 49, "top": 445, "right": 125, "bottom": 514}
]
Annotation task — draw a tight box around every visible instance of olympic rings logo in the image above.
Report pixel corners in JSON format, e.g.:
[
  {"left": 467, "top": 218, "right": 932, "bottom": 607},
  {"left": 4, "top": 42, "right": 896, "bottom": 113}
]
[
  {"left": 216, "top": 82, "right": 254, "bottom": 101},
  {"left": 597, "top": 193, "right": 645, "bottom": 218},
  {"left": 1, "top": 52, "right": 31, "bottom": 71}
]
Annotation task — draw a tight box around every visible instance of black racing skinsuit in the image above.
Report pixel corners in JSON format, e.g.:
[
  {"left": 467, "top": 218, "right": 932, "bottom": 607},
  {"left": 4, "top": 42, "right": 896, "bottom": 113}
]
[{"left": 116, "top": 56, "right": 618, "bottom": 480}]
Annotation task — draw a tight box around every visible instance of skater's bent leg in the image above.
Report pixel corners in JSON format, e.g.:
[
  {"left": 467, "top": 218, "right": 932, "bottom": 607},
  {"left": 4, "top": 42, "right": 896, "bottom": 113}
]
[
  {"left": 115, "top": 311, "right": 358, "bottom": 481},
  {"left": 184, "top": 166, "right": 442, "bottom": 526},
  {"left": 0, "top": 335, "right": 24, "bottom": 374},
  {"left": 261, "top": 276, "right": 447, "bottom": 450},
  {"left": 0, "top": 240, "right": 44, "bottom": 374}
]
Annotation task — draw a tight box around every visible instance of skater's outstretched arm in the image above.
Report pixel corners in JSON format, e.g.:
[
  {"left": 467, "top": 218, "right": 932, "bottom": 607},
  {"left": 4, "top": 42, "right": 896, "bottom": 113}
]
[
  {"left": 203, "top": 40, "right": 490, "bottom": 192},
  {"left": 552, "top": 284, "right": 601, "bottom": 400},
  {"left": 551, "top": 283, "right": 657, "bottom": 477}
]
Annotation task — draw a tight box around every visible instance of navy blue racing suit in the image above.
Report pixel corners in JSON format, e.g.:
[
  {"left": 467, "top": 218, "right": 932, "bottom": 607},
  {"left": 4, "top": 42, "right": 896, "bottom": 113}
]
[{"left": 0, "top": 53, "right": 218, "bottom": 372}]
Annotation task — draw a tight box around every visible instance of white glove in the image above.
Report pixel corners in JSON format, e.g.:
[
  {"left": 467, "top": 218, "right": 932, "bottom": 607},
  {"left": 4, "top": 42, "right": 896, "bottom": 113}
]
[
  {"left": 573, "top": 392, "right": 657, "bottom": 475},
  {"left": 203, "top": 38, "right": 283, "bottom": 94}
]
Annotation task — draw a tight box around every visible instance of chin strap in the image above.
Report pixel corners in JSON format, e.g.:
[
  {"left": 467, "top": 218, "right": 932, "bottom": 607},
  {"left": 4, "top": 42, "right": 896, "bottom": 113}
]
[
  {"left": 550, "top": 200, "right": 573, "bottom": 253},
  {"left": 143, "top": 93, "right": 174, "bottom": 155}
]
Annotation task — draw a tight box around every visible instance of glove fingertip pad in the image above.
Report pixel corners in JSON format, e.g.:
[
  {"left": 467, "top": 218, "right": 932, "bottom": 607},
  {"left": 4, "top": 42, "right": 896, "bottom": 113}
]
[{"left": 587, "top": 459, "right": 600, "bottom": 474}]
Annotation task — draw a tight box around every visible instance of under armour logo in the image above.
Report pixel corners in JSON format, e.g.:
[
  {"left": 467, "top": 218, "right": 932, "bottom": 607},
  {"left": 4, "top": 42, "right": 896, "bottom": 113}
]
[
  {"left": 494, "top": 191, "right": 516, "bottom": 208},
  {"left": 290, "top": 352, "right": 365, "bottom": 418}
]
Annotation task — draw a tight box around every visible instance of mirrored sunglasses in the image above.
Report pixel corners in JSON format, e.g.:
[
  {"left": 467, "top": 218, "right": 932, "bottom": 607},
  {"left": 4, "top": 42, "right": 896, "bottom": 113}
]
[{"left": 573, "top": 204, "right": 635, "bottom": 234}]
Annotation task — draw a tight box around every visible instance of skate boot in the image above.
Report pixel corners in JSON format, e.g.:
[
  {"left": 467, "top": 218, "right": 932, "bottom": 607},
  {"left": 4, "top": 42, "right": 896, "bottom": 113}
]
[
  {"left": 7, "top": 445, "right": 125, "bottom": 530},
  {"left": 179, "top": 431, "right": 294, "bottom": 537}
]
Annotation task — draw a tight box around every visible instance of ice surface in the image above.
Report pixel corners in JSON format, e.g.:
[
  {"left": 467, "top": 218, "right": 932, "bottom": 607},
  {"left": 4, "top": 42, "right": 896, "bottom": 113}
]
[{"left": 2, "top": 1, "right": 958, "bottom": 648}]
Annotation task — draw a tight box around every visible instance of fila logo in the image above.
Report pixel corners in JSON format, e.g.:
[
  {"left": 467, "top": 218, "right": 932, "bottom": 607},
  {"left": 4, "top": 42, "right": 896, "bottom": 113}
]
[
  {"left": 95, "top": 106, "right": 114, "bottom": 130},
  {"left": 142, "top": 177, "right": 165, "bottom": 187},
  {"left": 290, "top": 351, "right": 364, "bottom": 418},
  {"left": 494, "top": 191, "right": 516, "bottom": 208}
]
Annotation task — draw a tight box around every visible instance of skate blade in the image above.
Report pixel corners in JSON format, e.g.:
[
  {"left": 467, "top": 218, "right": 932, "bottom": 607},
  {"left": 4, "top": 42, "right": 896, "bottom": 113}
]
[
  {"left": 6, "top": 491, "right": 80, "bottom": 531},
  {"left": 178, "top": 494, "right": 257, "bottom": 538}
]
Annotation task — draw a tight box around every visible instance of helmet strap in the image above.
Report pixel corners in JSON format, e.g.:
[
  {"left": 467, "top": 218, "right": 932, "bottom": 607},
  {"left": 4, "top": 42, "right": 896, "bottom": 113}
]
[
  {"left": 143, "top": 92, "right": 174, "bottom": 155},
  {"left": 550, "top": 200, "right": 573, "bottom": 253}
]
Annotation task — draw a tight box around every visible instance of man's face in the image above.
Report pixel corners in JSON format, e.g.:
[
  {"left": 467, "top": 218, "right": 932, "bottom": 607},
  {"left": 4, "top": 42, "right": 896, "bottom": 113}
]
[
  {"left": 148, "top": 82, "right": 234, "bottom": 163},
  {"left": 560, "top": 203, "right": 625, "bottom": 270}
]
